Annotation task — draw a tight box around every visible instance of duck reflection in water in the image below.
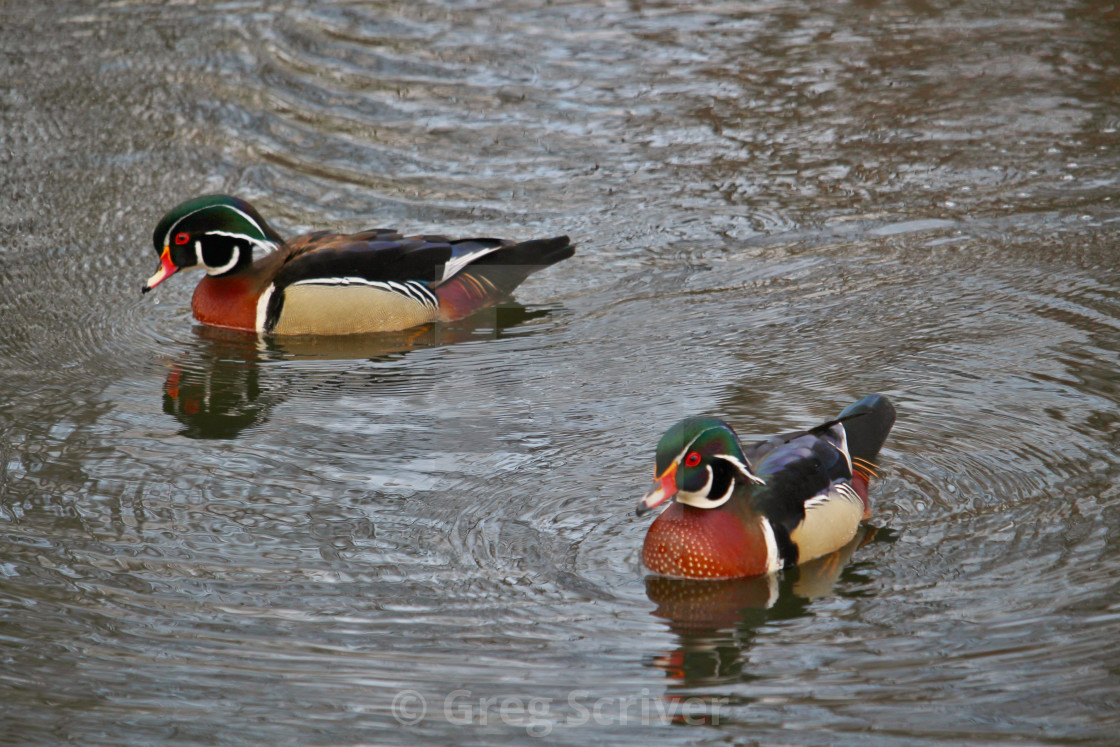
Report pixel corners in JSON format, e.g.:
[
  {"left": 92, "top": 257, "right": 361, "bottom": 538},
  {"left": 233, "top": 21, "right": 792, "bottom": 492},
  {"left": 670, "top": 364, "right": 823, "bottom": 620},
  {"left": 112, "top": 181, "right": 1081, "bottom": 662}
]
[
  {"left": 161, "top": 304, "right": 554, "bottom": 439},
  {"left": 643, "top": 526, "right": 887, "bottom": 690}
]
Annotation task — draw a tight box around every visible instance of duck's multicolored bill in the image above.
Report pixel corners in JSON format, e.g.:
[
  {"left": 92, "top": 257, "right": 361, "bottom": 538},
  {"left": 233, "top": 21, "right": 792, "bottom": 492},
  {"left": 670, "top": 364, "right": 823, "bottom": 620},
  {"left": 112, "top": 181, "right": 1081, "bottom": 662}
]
[{"left": 142, "top": 246, "right": 177, "bottom": 294}]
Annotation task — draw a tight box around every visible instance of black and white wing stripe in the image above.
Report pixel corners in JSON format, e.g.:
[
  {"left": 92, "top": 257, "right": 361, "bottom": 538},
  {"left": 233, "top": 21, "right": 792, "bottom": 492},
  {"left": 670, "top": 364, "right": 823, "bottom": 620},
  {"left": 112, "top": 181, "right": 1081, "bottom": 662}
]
[{"left": 286, "top": 277, "right": 439, "bottom": 309}]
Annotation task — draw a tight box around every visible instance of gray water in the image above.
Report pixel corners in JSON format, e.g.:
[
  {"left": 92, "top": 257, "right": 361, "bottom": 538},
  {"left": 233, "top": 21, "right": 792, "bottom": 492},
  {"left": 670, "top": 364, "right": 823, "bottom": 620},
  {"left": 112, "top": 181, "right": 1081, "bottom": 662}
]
[{"left": 2, "top": 1, "right": 1119, "bottom": 744}]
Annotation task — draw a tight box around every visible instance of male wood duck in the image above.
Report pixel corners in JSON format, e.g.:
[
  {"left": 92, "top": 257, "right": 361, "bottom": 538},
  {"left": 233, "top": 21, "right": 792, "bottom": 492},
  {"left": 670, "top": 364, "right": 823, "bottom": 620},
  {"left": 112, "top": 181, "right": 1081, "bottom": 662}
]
[
  {"left": 142, "top": 195, "right": 575, "bottom": 335},
  {"left": 636, "top": 394, "right": 896, "bottom": 580}
]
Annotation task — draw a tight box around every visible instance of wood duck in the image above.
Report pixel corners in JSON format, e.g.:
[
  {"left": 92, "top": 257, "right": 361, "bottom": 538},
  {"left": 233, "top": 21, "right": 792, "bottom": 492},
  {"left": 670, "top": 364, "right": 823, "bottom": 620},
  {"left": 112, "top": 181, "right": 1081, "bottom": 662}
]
[
  {"left": 142, "top": 195, "right": 575, "bottom": 335},
  {"left": 636, "top": 394, "right": 896, "bottom": 580}
]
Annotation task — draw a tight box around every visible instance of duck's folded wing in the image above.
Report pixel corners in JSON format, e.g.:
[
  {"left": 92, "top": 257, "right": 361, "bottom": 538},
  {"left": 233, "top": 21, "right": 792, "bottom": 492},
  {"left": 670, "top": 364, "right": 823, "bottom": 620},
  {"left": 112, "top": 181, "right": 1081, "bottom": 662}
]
[
  {"left": 750, "top": 436, "right": 843, "bottom": 521},
  {"left": 748, "top": 433, "right": 864, "bottom": 566},
  {"left": 274, "top": 231, "right": 482, "bottom": 287}
]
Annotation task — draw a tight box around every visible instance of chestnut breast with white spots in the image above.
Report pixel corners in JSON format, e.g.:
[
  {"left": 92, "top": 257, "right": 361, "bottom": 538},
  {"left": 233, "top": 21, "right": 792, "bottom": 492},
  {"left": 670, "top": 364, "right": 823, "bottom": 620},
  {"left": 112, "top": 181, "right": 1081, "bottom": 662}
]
[{"left": 641, "top": 502, "right": 774, "bottom": 579}]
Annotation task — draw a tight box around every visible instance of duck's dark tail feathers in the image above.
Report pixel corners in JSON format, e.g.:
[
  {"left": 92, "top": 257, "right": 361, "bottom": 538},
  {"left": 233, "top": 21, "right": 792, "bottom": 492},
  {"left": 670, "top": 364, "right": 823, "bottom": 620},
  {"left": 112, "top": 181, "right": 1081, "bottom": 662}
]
[
  {"left": 435, "top": 236, "right": 575, "bottom": 320},
  {"left": 468, "top": 235, "right": 575, "bottom": 292},
  {"left": 838, "top": 394, "right": 896, "bottom": 516},
  {"left": 839, "top": 394, "right": 896, "bottom": 463}
]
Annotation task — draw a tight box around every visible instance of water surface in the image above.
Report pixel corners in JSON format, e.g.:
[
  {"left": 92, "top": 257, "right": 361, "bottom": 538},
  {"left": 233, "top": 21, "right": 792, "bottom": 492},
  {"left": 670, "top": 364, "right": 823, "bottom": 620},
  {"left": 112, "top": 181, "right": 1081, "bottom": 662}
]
[{"left": 2, "top": 1, "right": 1119, "bottom": 743}]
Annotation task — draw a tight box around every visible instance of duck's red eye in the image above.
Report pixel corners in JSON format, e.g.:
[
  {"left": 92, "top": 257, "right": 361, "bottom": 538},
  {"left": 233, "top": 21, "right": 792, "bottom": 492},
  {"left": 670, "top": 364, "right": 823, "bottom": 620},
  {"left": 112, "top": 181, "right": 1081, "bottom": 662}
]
[
  {"left": 684, "top": 451, "right": 701, "bottom": 467},
  {"left": 174, "top": 232, "right": 190, "bottom": 245}
]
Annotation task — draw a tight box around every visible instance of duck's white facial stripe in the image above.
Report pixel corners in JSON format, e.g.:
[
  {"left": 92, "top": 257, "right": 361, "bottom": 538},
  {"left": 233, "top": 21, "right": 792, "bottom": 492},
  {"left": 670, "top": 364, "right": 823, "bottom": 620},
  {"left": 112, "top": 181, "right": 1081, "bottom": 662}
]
[
  {"left": 163, "top": 204, "right": 270, "bottom": 250},
  {"left": 663, "top": 426, "right": 763, "bottom": 509},
  {"left": 674, "top": 466, "right": 735, "bottom": 510},
  {"left": 204, "top": 243, "right": 241, "bottom": 276},
  {"left": 206, "top": 230, "right": 278, "bottom": 254},
  {"left": 665, "top": 430, "right": 706, "bottom": 472},
  {"left": 714, "top": 453, "right": 765, "bottom": 485},
  {"left": 666, "top": 428, "right": 763, "bottom": 479},
  {"left": 674, "top": 466, "right": 713, "bottom": 508},
  {"left": 671, "top": 451, "right": 765, "bottom": 509}
]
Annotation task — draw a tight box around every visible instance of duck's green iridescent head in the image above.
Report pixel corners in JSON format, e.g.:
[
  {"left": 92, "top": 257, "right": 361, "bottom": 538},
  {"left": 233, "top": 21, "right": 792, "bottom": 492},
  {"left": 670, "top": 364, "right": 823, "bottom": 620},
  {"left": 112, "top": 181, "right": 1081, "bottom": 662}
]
[
  {"left": 637, "top": 416, "right": 762, "bottom": 516},
  {"left": 143, "top": 195, "right": 283, "bottom": 293}
]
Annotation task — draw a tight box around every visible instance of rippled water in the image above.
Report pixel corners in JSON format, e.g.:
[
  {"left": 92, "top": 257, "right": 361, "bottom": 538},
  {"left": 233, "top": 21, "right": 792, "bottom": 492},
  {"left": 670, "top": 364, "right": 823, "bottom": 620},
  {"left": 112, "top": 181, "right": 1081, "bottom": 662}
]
[{"left": 2, "top": 1, "right": 1120, "bottom": 743}]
